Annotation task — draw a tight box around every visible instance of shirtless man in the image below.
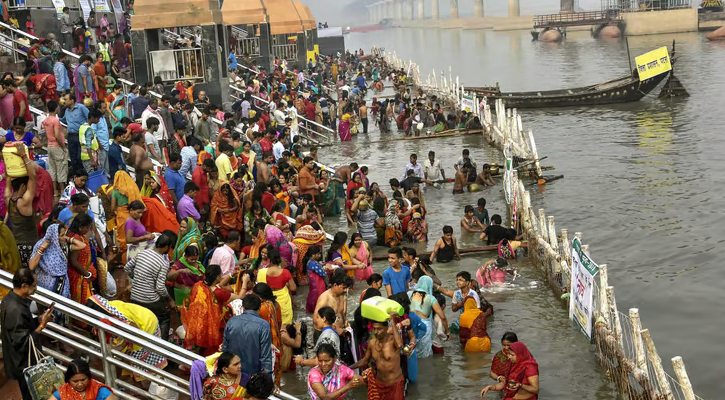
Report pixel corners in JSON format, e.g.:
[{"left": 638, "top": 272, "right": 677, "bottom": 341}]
[
  {"left": 351, "top": 313, "right": 405, "bottom": 400},
  {"left": 336, "top": 162, "right": 358, "bottom": 185},
  {"left": 313, "top": 270, "right": 353, "bottom": 342},
  {"left": 129, "top": 131, "right": 151, "bottom": 188},
  {"left": 256, "top": 151, "right": 274, "bottom": 184},
  {"left": 359, "top": 101, "right": 368, "bottom": 134},
  {"left": 452, "top": 162, "right": 471, "bottom": 194}
]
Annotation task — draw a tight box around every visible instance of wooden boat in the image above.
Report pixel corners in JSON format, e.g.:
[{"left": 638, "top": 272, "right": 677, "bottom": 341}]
[{"left": 467, "top": 70, "right": 670, "bottom": 109}]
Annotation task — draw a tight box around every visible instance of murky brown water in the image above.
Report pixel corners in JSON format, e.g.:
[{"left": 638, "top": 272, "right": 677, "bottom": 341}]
[{"left": 279, "top": 27, "right": 725, "bottom": 399}]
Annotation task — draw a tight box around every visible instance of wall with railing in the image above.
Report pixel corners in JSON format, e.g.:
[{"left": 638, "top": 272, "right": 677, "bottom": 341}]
[{"left": 383, "top": 49, "right": 703, "bottom": 400}]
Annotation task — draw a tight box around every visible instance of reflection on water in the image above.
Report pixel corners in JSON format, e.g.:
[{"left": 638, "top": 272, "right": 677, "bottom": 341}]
[{"left": 338, "top": 27, "right": 725, "bottom": 398}]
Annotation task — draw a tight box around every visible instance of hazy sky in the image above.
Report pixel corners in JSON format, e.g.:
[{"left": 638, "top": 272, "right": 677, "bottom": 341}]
[{"left": 304, "top": 0, "right": 604, "bottom": 26}]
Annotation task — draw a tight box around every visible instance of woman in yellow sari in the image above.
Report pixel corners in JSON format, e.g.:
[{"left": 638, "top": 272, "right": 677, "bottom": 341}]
[
  {"left": 326, "top": 231, "right": 365, "bottom": 279},
  {"left": 111, "top": 171, "right": 142, "bottom": 264},
  {"left": 459, "top": 296, "right": 491, "bottom": 353},
  {"left": 257, "top": 248, "right": 296, "bottom": 325}
]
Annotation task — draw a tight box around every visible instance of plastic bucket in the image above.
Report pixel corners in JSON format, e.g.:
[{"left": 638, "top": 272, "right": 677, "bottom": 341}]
[
  {"left": 2, "top": 144, "right": 27, "bottom": 178},
  {"left": 87, "top": 169, "right": 108, "bottom": 193}
]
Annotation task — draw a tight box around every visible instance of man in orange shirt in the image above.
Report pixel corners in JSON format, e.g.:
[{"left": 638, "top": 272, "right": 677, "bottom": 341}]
[{"left": 298, "top": 156, "right": 319, "bottom": 202}]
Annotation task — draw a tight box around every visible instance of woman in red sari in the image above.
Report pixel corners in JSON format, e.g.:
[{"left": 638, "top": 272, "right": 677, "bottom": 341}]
[
  {"left": 210, "top": 183, "right": 244, "bottom": 239},
  {"left": 490, "top": 332, "right": 518, "bottom": 382},
  {"left": 140, "top": 172, "right": 179, "bottom": 234},
  {"left": 67, "top": 213, "right": 97, "bottom": 305},
  {"left": 53, "top": 358, "right": 115, "bottom": 400},
  {"left": 480, "top": 341, "right": 539, "bottom": 400},
  {"left": 181, "top": 264, "right": 232, "bottom": 356}
]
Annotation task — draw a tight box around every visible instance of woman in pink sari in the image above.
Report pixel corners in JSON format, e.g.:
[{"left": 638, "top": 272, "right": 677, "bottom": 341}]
[
  {"left": 338, "top": 114, "right": 351, "bottom": 141},
  {"left": 348, "top": 233, "right": 373, "bottom": 281},
  {"left": 265, "top": 225, "right": 297, "bottom": 269}
]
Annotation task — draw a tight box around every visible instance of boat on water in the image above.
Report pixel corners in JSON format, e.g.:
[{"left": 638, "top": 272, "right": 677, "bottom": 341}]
[{"left": 467, "top": 70, "right": 670, "bottom": 109}]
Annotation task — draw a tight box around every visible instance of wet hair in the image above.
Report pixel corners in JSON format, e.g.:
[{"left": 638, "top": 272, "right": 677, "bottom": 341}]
[
  {"left": 11, "top": 176, "right": 29, "bottom": 192},
  {"left": 456, "top": 271, "right": 472, "bottom": 282},
  {"left": 253, "top": 283, "right": 276, "bottom": 302},
  {"left": 12, "top": 268, "right": 35, "bottom": 289},
  {"left": 268, "top": 248, "right": 282, "bottom": 266},
  {"left": 411, "top": 267, "right": 426, "bottom": 282},
  {"left": 301, "top": 245, "right": 322, "bottom": 274},
  {"left": 502, "top": 332, "right": 519, "bottom": 343},
  {"left": 491, "top": 214, "right": 502, "bottom": 225},
  {"left": 246, "top": 373, "right": 275, "bottom": 399},
  {"left": 215, "top": 352, "right": 238, "bottom": 376},
  {"left": 442, "top": 225, "right": 454, "bottom": 235},
  {"left": 387, "top": 246, "right": 402, "bottom": 259},
  {"left": 68, "top": 213, "right": 93, "bottom": 235},
  {"left": 389, "top": 178, "right": 399, "bottom": 188},
  {"left": 318, "top": 306, "right": 336, "bottom": 325},
  {"left": 128, "top": 200, "right": 145, "bottom": 211},
  {"left": 316, "top": 342, "right": 337, "bottom": 359},
  {"left": 389, "top": 292, "right": 411, "bottom": 314},
  {"left": 327, "top": 232, "right": 348, "bottom": 262},
  {"left": 403, "top": 247, "right": 416, "bottom": 258},
  {"left": 64, "top": 358, "right": 92, "bottom": 383},
  {"left": 367, "top": 273, "right": 383, "bottom": 286},
  {"left": 464, "top": 205, "right": 474, "bottom": 214},
  {"left": 329, "top": 269, "right": 354, "bottom": 288}
]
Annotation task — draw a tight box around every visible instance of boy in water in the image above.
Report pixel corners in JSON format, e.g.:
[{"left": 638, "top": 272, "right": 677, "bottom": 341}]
[
  {"left": 461, "top": 205, "right": 486, "bottom": 233},
  {"left": 452, "top": 163, "right": 471, "bottom": 194}
]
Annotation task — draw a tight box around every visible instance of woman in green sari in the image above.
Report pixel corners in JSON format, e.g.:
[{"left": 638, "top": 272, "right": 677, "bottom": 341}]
[
  {"left": 109, "top": 88, "right": 127, "bottom": 131},
  {"left": 316, "top": 169, "right": 342, "bottom": 216},
  {"left": 172, "top": 217, "right": 203, "bottom": 262},
  {"left": 171, "top": 244, "right": 205, "bottom": 305}
]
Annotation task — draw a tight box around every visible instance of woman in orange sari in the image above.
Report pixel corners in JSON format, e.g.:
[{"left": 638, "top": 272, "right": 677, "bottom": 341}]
[
  {"left": 181, "top": 264, "right": 228, "bottom": 356},
  {"left": 53, "top": 358, "right": 116, "bottom": 400},
  {"left": 253, "top": 283, "right": 283, "bottom": 387},
  {"left": 112, "top": 171, "right": 142, "bottom": 264},
  {"left": 292, "top": 223, "right": 326, "bottom": 285},
  {"left": 210, "top": 183, "right": 244, "bottom": 239},
  {"left": 67, "top": 213, "right": 97, "bottom": 305},
  {"left": 140, "top": 172, "right": 180, "bottom": 234},
  {"left": 458, "top": 296, "right": 491, "bottom": 353}
]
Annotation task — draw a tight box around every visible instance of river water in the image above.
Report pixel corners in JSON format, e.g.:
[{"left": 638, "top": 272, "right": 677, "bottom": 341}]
[{"left": 280, "top": 28, "right": 724, "bottom": 399}]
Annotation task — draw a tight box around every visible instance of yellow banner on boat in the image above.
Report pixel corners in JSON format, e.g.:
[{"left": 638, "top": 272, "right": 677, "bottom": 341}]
[{"left": 634, "top": 47, "right": 671, "bottom": 81}]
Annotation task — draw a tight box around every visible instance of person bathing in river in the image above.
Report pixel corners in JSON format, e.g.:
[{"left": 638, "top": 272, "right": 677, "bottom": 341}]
[
  {"left": 480, "top": 214, "right": 520, "bottom": 245},
  {"left": 452, "top": 163, "right": 472, "bottom": 194},
  {"left": 477, "top": 257, "right": 515, "bottom": 287},
  {"left": 476, "top": 163, "right": 497, "bottom": 187},
  {"left": 461, "top": 205, "right": 486, "bottom": 234},
  {"left": 479, "top": 341, "right": 539, "bottom": 400},
  {"left": 429, "top": 226, "right": 461, "bottom": 263},
  {"left": 350, "top": 312, "right": 406, "bottom": 400}
]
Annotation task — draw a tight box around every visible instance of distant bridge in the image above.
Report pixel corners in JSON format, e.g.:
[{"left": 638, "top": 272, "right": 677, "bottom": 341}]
[{"left": 533, "top": 10, "right": 622, "bottom": 29}]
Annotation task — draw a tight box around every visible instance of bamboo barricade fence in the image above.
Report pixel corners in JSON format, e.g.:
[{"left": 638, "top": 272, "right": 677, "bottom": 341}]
[
  {"left": 379, "top": 52, "right": 703, "bottom": 398},
  {"left": 478, "top": 96, "right": 703, "bottom": 400}
]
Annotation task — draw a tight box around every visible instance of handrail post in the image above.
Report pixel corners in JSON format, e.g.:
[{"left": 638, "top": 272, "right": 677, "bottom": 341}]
[{"left": 97, "top": 328, "right": 117, "bottom": 389}]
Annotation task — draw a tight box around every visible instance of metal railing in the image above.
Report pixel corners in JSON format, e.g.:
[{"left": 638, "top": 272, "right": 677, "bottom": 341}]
[
  {"left": 271, "top": 43, "right": 298, "bottom": 61},
  {"left": 149, "top": 48, "right": 205, "bottom": 82},
  {"left": 0, "top": 270, "right": 301, "bottom": 400},
  {"left": 534, "top": 10, "right": 621, "bottom": 27},
  {"left": 602, "top": 0, "right": 693, "bottom": 12},
  {"left": 234, "top": 36, "right": 261, "bottom": 57}
]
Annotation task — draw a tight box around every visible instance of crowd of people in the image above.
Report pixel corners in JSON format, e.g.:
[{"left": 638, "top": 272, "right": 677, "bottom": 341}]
[{"left": 0, "top": 24, "right": 539, "bottom": 400}]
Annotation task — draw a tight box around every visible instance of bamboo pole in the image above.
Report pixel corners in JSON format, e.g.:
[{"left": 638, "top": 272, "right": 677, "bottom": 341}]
[
  {"left": 672, "top": 357, "right": 696, "bottom": 400},
  {"left": 560, "top": 229, "right": 571, "bottom": 262},
  {"left": 538, "top": 209, "right": 548, "bottom": 243},
  {"left": 629, "top": 308, "right": 647, "bottom": 371},
  {"left": 574, "top": 232, "right": 582, "bottom": 241},
  {"left": 598, "top": 264, "right": 609, "bottom": 325},
  {"left": 527, "top": 129, "right": 543, "bottom": 178},
  {"left": 607, "top": 286, "right": 624, "bottom": 351},
  {"left": 581, "top": 244, "right": 589, "bottom": 257},
  {"left": 547, "top": 216, "right": 558, "bottom": 252},
  {"left": 641, "top": 329, "right": 674, "bottom": 400}
]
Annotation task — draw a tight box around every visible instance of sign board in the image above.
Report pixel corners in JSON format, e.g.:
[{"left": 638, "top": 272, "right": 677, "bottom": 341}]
[
  {"left": 51, "top": 0, "right": 66, "bottom": 19},
  {"left": 461, "top": 94, "right": 475, "bottom": 112},
  {"left": 634, "top": 46, "right": 671, "bottom": 81},
  {"left": 569, "top": 237, "right": 600, "bottom": 339},
  {"left": 79, "top": 0, "right": 92, "bottom": 24},
  {"left": 95, "top": 0, "right": 111, "bottom": 13},
  {"left": 109, "top": 0, "right": 125, "bottom": 34}
]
